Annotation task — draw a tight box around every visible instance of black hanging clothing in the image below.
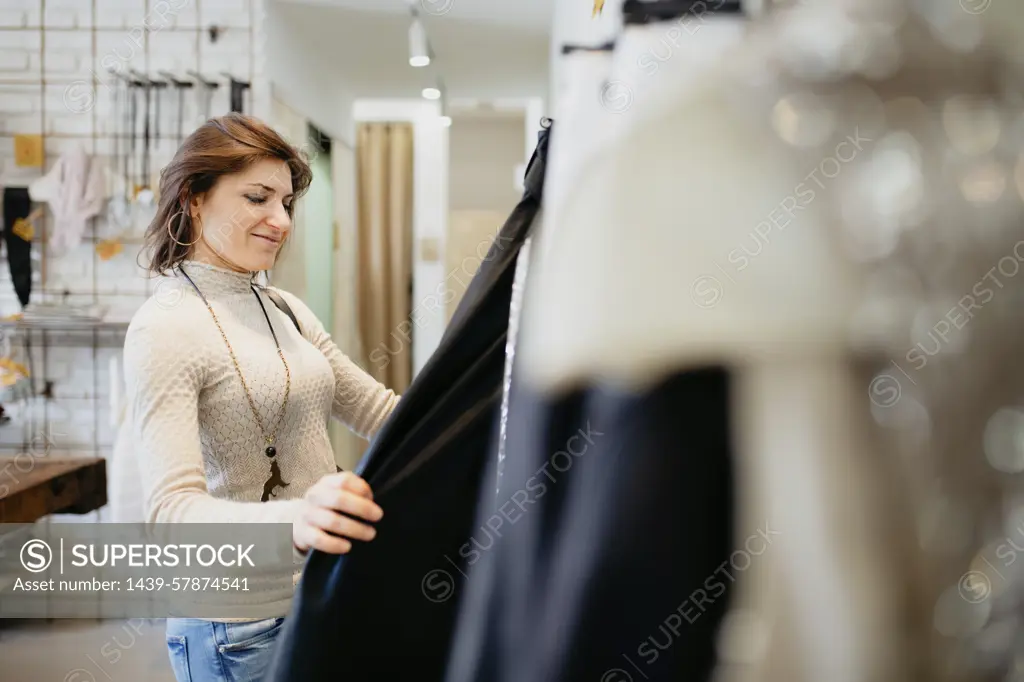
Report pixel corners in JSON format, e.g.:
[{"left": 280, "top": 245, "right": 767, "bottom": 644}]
[
  {"left": 445, "top": 369, "right": 735, "bottom": 682},
  {"left": 3, "top": 187, "right": 32, "bottom": 308},
  {"left": 264, "top": 125, "right": 553, "bottom": 682}
]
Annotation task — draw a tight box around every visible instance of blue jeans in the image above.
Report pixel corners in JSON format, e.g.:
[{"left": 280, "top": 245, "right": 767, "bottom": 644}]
[{"left": 165, "top": 616, "right": 285, "bottom": 682}]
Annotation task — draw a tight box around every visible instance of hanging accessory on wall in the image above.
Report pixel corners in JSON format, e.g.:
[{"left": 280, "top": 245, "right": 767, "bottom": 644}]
[
  {"left": 188, "top": 71, "right": 218, "bottom": 125},
  {"left": 127, "top": 73, "right": 137, "bottom": 199},
  {"left": 159, "top": 71, "right": 193, "bottom": 145},
  {"left": 128, "top": 71, "right": 161, "bottom": 237},
  {"left": 10, "top": 207, "right": 41, "bottom": 242},
  {"left": 134, "top": 70, "right": 154, "bottom": 205},
  {"left": 95, "top": 239, "right": 123, "bottom": 261},
  {"left": 621, "top": 0, "right": 743, "bottom": 23},
  {"left": 176, "top": 78, "right": 186, "bottom": 142},
  {"left": 151, "top": 75, "right": 162, "bottom": 200},
  {"left": 223, "top": 73, "right": 250, "bottom": 114},
  {"left": 106, "top": 70, "right": 132, "bottom": 236},
  {"left": 3, "top": 187, "right": 34, "bottom": 308},
  {"left": 178, "top": 266, "right": 293, "bottom": 502},
  {"left": 29, "top": 144, "right": 107, "bottom": 256},
  {"left": 13, "top": 134, "right": 43, "bottom": 168}
]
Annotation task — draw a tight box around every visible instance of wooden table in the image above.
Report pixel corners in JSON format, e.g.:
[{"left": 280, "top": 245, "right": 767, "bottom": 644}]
[{"left": 0, "top": 458, "right": 107, "bottom": 523}]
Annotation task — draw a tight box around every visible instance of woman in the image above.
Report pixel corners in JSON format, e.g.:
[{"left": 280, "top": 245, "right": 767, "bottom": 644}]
[{"left": 122, "top": 113, "right": 400, "bottom": 682}]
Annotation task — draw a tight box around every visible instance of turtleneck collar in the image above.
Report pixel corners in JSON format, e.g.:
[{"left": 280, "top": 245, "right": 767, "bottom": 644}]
[{"left": 177, "top": 259, "right": 259, "bottom": 298}]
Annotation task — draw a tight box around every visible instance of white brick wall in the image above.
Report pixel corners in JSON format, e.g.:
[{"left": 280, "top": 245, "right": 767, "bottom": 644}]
[
  {"left": 0, "top": 0, "right": 266, "bottom": 465},
  {"left": 43, "top": 1, "right": 93, "bottom": 30},
  {"left": 0, "top": 1, "right": 42, "bottom": 29}
]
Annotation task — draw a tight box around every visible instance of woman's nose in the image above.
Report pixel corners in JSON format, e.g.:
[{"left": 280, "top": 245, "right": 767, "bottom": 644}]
[{"left": 266, "top": 203, "right": 292, "bottom": 232}]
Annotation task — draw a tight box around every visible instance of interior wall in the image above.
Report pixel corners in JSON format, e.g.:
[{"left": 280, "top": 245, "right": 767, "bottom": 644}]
[
  {"left": 449, "top": 116, "right": 525, "bottom": 213},
  {"left": 265, "top": 0, "right": 355, "bottom": 146}
]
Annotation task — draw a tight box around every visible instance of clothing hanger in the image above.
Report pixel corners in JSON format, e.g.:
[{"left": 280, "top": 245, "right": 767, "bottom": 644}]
[
  {"left": 621, "top": 0, "right": 744, "bottom": 24},
  {"left": 128, "top": 69, "right": 163, "bottom": 206},
  {"left": 158, "top": 71, "right": 194, "bottom": 145},
  {"left": 187, "top": 71, "right": 219, "bottom": 123},
  {"left": 560, "top": 41, "right": 616, "bottom": 54}
]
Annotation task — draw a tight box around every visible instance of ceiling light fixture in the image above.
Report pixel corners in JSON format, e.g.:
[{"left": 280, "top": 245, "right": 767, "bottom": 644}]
[
  {"left": 422, "top": 87, "right": 441, "bottom": 100},
  {"left": 408, "top": 15, "right": 431, "bottom": 67}
]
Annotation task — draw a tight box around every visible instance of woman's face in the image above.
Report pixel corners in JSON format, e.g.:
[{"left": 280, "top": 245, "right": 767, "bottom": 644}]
[{"left": 190, "top": 157, "right": 295, "bottom": 272}]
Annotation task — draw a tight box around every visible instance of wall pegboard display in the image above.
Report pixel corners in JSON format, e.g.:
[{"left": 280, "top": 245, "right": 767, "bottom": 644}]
[{"left": 0, "top": 0, "right": 264, "bottom": 472}]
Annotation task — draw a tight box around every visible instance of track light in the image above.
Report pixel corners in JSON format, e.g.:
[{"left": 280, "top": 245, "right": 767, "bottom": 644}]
[
  {"left": 440, "top": 92, "right": 451, "bottom": 127},
  {"left": 409, "top": 16, "right": 431, "bottom": 67}
]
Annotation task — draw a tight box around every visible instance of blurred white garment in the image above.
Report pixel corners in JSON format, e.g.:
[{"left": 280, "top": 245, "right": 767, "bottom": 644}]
[
  {"left": 539, "top": 46, "right": 619, "bottom": 250},
  {"left": 521, "top": 9, "right": 896, "bottom": 682},
  {"left": 521, "top": 17, "right": 862, "bottom": 391},
  {"left": 28, "top": 144, "right": 107, "bottom": 256}
]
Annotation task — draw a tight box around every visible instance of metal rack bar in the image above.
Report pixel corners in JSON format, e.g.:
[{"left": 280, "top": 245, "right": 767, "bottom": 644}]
[
  {"left": 0, "top": 132, "right": 199, "bottom": 141},
  {"left": 0, "top": 25, "right": 251, "bottom": 31}
]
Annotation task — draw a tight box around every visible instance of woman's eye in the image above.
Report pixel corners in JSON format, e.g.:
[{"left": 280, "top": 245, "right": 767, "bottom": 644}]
[{"left": 246, "top": 195, "right": 267, "bottom": 205}]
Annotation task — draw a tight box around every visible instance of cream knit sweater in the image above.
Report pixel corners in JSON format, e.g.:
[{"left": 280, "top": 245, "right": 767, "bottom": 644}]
[{"left": 123, "top": 260, "right": 399, "bottom": 617}]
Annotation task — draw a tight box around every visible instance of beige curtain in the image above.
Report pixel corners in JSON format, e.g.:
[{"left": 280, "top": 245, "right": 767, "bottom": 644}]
[{"left": 356, "top": 122, "right": 414, "bottom": 393}]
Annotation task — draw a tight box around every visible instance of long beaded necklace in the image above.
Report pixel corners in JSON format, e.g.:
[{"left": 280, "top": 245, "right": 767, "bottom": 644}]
[{"left": 178, "top": 266, "right": 292, "bottom": 502}]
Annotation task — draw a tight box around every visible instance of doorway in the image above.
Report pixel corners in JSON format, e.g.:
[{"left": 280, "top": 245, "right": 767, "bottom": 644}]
[
  {"left": 303, "top": 122, "right": 335, "bottom": 329},
  {"left": 445, "top": 108, "right": 527, "bottom": 323}
]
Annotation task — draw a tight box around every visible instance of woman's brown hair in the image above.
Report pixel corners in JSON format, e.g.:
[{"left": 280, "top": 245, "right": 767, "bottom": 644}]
[{"left": 143, "top": 113, "right": 314, "bottom": 276}]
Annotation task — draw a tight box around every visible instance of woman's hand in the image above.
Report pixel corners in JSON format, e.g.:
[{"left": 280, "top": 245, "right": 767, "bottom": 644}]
[{"left": 292, "top": 471, "right": 383, "bottom": 555}]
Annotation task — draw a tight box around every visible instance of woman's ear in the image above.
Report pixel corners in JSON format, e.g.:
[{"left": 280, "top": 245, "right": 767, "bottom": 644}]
[{"left": 188, "top": 194, "right": 204, "bottom": 223}]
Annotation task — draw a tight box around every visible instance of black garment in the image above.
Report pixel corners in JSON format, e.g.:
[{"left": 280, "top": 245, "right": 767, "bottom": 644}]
[
  {"left": 229, "top": 79, "right": 247, "bottom": 113},
  {"left": 447, "top": 369, "right": 735, "bottom": 682},
  {"left": 3, "top": 187, "right": 32, "bottom": 308},
  {"left": 264, "top": 126, "right": 552, "bottom": 682}
]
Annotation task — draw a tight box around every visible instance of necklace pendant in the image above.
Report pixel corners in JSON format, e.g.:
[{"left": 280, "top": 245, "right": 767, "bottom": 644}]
[
  {"left": 265, "top": 445, "right": 277, "bottom": 458},
  {"left": 261, "top": 458, "right": 289, "bottom": 502}
]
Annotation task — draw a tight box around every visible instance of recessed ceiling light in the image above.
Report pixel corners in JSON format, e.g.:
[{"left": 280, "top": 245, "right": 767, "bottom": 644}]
[{"left": 422, "top": 87, "right": 441, "bottom": 100}]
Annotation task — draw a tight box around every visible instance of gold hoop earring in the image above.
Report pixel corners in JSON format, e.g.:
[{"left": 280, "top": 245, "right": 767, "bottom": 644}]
[{"left": 166, "top": 210, "right": 203, "bottom": 247}]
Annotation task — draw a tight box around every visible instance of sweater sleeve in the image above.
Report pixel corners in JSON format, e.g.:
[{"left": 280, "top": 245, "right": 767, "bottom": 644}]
[
  {"left": 274, "top": 289, "right": 400, "bottom": 439},
  {"left": 123, "top": 307, "right": 305, "bottom": 526}
]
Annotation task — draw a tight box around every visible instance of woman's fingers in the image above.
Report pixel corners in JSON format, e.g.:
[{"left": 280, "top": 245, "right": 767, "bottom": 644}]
[
  {"left": 304, "top": 504, "right": 377, "bottom": 542},
  {"left": 294, "top": 472, "right": 382, "bottom": 555},
  {"left": 309, "top": 485, "right": 383, "bottom": 523},
  {"left": 319, "top": 471, "right": 374, "bottom": 499},
  {"left": 306, "top": 527, "right": 352, "bottom": 555},
  {"left": 340, "top": 473, "right": 374, "bottom": 499}
]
